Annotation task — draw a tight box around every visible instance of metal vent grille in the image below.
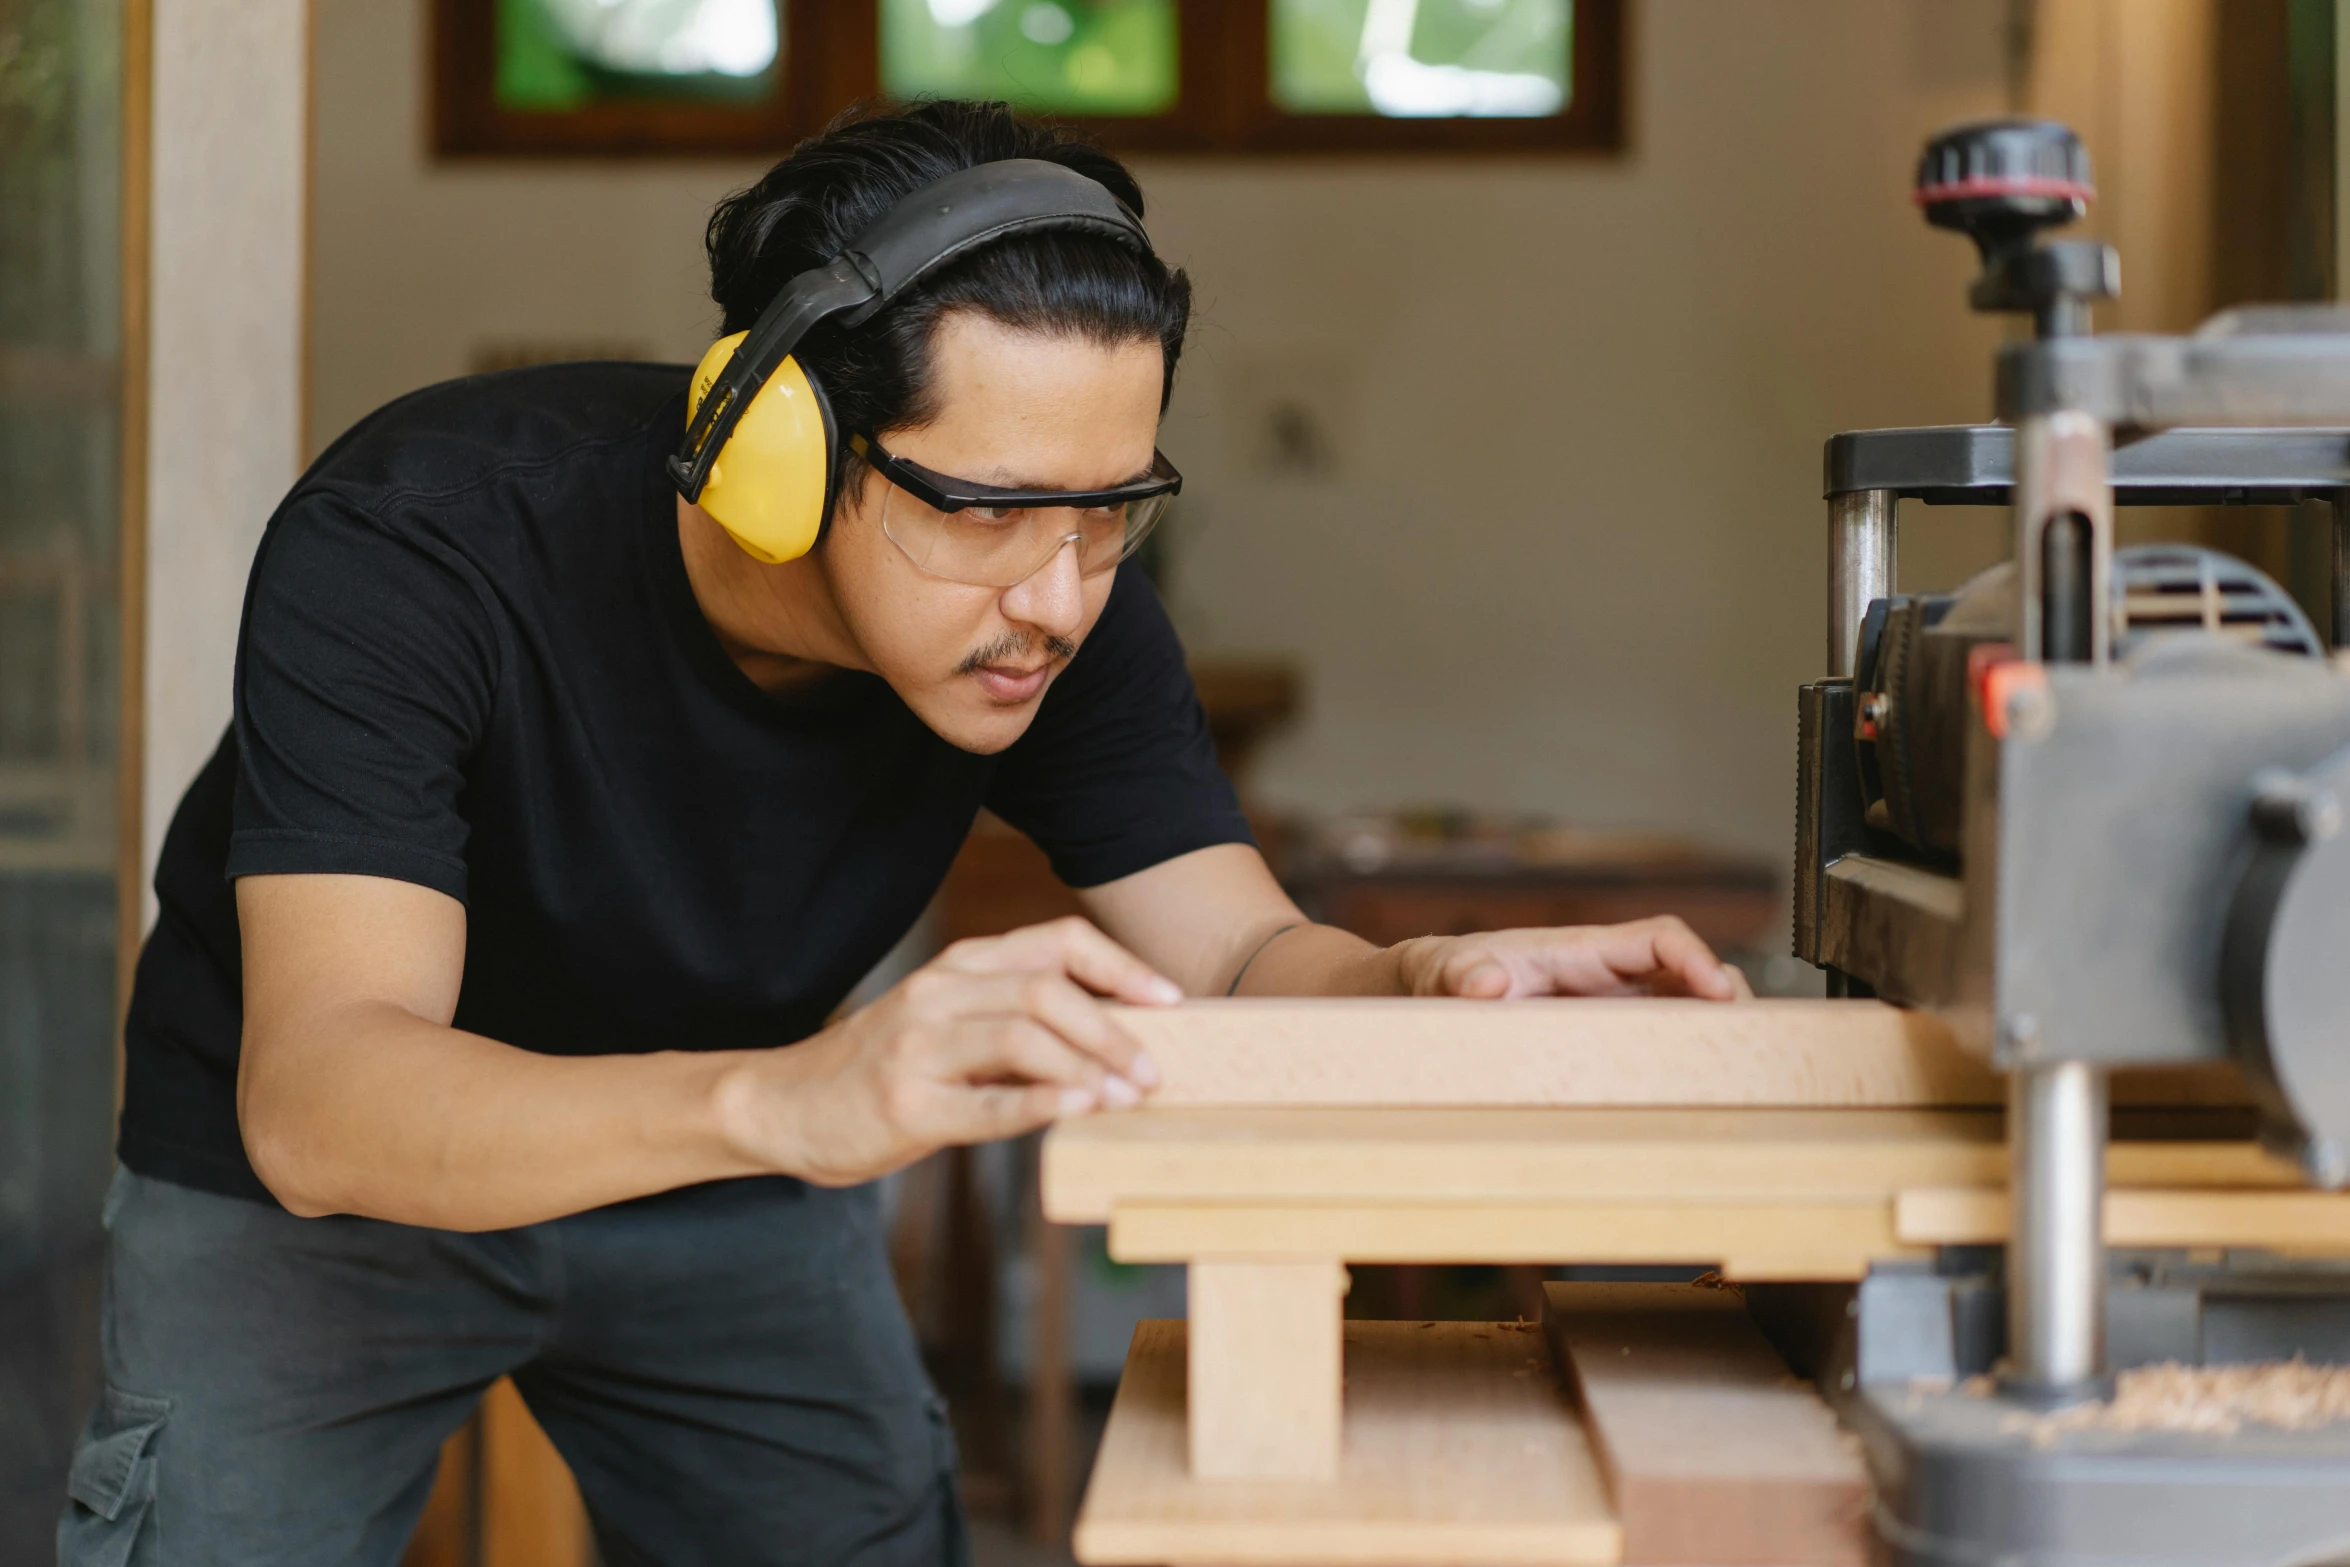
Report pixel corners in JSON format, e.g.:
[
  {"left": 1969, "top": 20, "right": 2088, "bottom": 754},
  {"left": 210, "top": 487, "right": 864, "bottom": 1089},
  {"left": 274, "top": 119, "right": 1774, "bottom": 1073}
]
[{"left": 2112, "top": 545, "right": 2324, "bottom": 658}]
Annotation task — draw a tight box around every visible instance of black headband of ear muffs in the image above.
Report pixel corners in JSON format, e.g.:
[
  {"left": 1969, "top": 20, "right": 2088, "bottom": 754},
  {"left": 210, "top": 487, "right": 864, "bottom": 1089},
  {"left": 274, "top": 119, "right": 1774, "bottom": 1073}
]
[{"left": 667, "top": 158, "right": 1155, "bottom": 503}]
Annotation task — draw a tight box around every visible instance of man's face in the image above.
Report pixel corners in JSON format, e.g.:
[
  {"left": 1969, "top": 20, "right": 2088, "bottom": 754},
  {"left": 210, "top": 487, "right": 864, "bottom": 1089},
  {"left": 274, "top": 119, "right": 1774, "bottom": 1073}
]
[{"left": 821, "top": 310, "right": 1166, "bottom": 754}]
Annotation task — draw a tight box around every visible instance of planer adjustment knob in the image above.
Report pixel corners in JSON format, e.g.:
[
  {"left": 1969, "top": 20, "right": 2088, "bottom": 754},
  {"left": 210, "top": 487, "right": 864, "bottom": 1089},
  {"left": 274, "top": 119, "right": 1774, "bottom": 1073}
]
[{"left": 1915, "top": 118, "right": 2116, "bottom": 335}]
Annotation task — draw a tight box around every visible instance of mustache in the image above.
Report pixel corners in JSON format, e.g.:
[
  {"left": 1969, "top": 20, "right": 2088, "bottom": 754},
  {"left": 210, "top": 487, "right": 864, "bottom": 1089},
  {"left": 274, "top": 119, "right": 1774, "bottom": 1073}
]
[{"left": 957, "top": 632, "right": 1078, "bottom": 675}]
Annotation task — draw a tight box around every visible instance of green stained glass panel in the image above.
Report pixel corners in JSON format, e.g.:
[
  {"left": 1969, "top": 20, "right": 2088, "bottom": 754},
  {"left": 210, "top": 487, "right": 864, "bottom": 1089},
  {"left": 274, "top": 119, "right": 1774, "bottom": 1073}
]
[
  {"left": 495, "top": 0, "right": 782, "bottom": 112},
  {"left": 881, "top": 0, "right": 1178, "bottom": 117},
  {"left": 1273, "top": 0, "right": 1571, "bottom": 118}
]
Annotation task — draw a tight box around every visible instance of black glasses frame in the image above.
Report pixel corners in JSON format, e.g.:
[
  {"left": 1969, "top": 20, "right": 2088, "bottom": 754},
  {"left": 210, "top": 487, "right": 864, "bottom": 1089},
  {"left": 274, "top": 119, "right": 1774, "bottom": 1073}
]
[{"left": 850, "top": 432, "right": 1182, "bottom": 514}]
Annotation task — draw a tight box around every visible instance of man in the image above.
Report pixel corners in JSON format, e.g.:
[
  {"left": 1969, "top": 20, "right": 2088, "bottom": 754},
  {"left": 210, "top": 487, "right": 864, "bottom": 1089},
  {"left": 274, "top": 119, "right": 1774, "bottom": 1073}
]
[{"left": 63, "top": 100, "right": 1746, "bottom": 1566}]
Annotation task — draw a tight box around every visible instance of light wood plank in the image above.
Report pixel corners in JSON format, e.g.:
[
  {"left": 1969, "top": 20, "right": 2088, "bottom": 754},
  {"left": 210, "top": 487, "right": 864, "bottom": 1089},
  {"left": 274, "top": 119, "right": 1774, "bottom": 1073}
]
[
  {"left": 1114, "top": 998, "right": 1994, "bottom": 1107},
  {"left": 1897, "top": 1186, "right": 2350, "bottom": 1253},
  {"left": 1043, "top": 1107, "right": 2289, "bottom": 1225},
  {"left": 1113, "top": 1201, "right": 1907, "bottom": 1279},
  {"left": 1189, "top": 1260, "right": 1348, "bottom": 1480},
  {"left": 1074, "top": 1320, "right": 1622, "bottom": 1566},
  {"left": 1542, "top": 1283, "right": 1868, "bottom": 1567}
]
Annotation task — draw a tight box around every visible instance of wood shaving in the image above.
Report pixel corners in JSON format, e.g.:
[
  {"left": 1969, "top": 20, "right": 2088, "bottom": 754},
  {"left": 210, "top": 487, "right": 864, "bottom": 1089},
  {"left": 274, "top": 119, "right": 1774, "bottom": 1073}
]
[{"left": 2021, "top": 1361, "right": 2350, "bottom": 1442}]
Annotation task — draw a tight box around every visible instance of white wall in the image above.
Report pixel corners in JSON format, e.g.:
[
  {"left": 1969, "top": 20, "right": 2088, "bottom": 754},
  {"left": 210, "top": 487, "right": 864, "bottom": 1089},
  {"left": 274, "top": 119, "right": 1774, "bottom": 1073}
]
[
  {"left": 311, "top": 0, "right": 2024, "bottom": 860},
  {"left": 146, "top": 0, "right": 308, "bottom": 912}
]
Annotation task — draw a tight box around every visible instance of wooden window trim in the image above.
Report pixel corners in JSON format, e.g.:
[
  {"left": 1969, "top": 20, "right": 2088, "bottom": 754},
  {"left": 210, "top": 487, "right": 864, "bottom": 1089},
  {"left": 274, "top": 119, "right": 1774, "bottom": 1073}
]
[
  {"left": 431, "top": 0, "right": 1625, "bottom": 160},
  {"left": 431, "top": 0, "right": 868, "bottom": 158}
]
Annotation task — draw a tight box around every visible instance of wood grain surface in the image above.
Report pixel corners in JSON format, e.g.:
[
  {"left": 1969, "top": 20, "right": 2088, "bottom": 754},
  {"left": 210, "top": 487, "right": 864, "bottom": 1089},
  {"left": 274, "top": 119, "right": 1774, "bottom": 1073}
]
[
  {"left": 1188, "top": 1260, "right": 1348, "bottom": 1480},
  {"left": 1896, "top": 1186, "right": 2350, "bottom": 1252},
  {"left": 1111, "top": 1199, "right": 1909, "bottom": 1279},
  {"left": 1111, "top": 998, "right": 1996, "bottom": 1108},
  {"left": 1042, "top": 1107, "right": 2291, "bottom": 1225},
  {"left": 1542, "top": 1283, "right": 1868, "bottom": 1566},
  {"left": 1074, "top": 1319, "right": 1622, "bottom": 1566}
]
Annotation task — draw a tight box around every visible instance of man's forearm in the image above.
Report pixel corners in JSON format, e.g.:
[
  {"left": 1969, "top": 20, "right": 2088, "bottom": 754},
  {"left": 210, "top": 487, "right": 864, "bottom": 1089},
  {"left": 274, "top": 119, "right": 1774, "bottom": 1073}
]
[
  {"left": 1225, "top": 922, "right": 1424, "bottom": 996},
  {"left": 239, "top": 1002, "right": 776, "bottom": 1231}
]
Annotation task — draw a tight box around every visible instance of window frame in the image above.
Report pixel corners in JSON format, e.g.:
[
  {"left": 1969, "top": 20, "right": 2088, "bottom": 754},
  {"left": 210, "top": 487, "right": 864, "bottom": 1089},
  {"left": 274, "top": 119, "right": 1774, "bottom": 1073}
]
[
  {"left": 431, "top": 0, "right": 1625, "bottom": 159},
  {"left": 431, "top": 0, "right": 867, "bottom": 158}
]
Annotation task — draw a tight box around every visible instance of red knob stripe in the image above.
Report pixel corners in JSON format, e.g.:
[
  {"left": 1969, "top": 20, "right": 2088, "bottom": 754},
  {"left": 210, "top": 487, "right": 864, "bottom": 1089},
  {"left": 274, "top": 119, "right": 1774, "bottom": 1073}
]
[{"left": 1914, "top": 174, "right": 2095, "bottom": 206}]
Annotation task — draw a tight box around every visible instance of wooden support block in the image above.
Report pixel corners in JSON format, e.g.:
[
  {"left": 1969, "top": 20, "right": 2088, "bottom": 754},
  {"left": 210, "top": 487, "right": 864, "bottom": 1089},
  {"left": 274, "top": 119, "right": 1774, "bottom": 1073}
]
[
  {"left": 1897, "top": 1186, "right": 2350, "bottom": 1254},
  {"left": 1114, "top": 997, "right": 1998, "bottom": 1107},
  {"left": 1075, "top": 1319, "right": 1622, "bottom": 1565},
  {"left": 1112, "top": 1199, "right": 1909, "bottom": 1280},
  {"left": 1187, "top": 1259, "right": 1350, "bottom": 1480},
  {"left": 1542, "top": 1282, "right": 1868, "bottom": 1567}
]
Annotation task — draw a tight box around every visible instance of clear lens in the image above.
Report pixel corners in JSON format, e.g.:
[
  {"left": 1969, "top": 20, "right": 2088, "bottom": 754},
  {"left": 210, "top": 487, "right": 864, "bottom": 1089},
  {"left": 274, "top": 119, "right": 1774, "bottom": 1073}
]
[{"left": 879, "top": 484, "right": 1170, "bottom": 588}]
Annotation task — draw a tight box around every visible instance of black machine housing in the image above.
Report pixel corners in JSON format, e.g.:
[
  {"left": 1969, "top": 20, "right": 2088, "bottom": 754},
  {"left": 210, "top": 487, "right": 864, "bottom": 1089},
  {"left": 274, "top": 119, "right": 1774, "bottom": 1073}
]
[{"left": 1794, "top": 422, "right": 2350, "bottom": 1178}]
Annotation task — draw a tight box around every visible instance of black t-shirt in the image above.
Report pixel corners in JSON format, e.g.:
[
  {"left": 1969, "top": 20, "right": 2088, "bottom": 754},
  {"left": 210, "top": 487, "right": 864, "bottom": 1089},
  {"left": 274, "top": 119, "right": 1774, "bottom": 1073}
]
[{"left": 120, "top": 362, "right": 1251, "bottom": 1204}]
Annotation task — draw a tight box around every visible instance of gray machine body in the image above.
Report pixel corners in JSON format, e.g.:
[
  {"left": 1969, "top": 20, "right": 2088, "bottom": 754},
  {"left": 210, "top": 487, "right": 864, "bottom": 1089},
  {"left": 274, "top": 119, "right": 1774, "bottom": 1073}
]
[
  {"left": 1980, "top": 653, "right": 2350, "bottom": 1072},
  {"left": 1795, "top": 427, "right": 2350, "bottom": 1169},
  {"left": 1803, "top": 647, "right": 2350, "bottom": 1062},
  {"left": 1800, "top": 119, "right": 2350, "bottom": 1565},
  {"left": 1818, "top": 1255, "right": 2350, "bottom": 1567},
  {"left": 1795, "top": 416, "right": 2350, "bottom": 1565}
]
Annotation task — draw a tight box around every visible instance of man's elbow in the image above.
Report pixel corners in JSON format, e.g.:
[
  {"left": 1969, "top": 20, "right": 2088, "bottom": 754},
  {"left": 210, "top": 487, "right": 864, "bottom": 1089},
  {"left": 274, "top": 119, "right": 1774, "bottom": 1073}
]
[
  {"left": 242, "top": 1127, "right": 340, "bottom": 1218},
  {"left": 237, "top": 1043, "right": 341, "bottom": 1219}
]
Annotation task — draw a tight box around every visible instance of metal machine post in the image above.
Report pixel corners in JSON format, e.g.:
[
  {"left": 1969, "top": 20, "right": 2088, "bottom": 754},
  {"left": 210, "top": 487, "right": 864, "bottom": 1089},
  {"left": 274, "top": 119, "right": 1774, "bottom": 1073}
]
[
  {"left": 2007, "top": 1060, "right": 2109, "bottom": 1395},
  {"left": 1828, "top": 489, "right": 1896, "bottom": 678},
  {"left": 2004, "top": 404, "right": 2116, "bottom": 1401}
]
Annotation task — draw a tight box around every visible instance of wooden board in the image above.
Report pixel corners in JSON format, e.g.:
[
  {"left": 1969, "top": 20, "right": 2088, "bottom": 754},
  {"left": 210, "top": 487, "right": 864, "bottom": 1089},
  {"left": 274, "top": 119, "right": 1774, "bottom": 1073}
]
[
  {"left": 1043, "top": 1107, "right": 2291, "bottom": 1224},
  {"left": 1109, "top": 1001, "right": 2248, "bottom": 1110},
  {"left": 1897, "top": 1186, "right": 2350, "bottom": 1253},
  {"left": 1110, "top": 1200, "right": 1911, "bottom": 1280},
  {"left": 1188, "top": 1260, "right": 1348, "bottom": 1480},
  {"left": 1542, "top": 1283, "right": 1868, "bottom": 1567},
  {"left": 1112, "top": 998, "right": 1996, "bottom": 1107},
  {"left": 1073, "top": 1319, "right": 1622, "bottom": 1566}
]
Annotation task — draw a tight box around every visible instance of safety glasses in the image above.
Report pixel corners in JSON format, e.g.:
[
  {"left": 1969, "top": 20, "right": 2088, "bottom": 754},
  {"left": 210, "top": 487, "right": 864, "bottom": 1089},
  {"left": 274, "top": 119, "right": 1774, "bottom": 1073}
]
[{"left": 850, "top": 432, "right": 1181, "bottom": 589}]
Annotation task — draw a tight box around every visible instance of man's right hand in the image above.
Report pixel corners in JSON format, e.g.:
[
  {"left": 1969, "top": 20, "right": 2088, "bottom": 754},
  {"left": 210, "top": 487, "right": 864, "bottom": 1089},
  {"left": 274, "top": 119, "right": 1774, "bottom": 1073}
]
[{"left": 718, "top": 916, "right": 1177, "bottom": 1187}]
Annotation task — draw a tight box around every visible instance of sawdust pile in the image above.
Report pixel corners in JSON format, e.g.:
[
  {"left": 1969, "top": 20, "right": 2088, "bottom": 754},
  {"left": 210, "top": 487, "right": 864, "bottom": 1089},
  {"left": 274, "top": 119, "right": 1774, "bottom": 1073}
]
[{"left": 1994, "top": 1360, "right": 2350, "bottom": 1444}]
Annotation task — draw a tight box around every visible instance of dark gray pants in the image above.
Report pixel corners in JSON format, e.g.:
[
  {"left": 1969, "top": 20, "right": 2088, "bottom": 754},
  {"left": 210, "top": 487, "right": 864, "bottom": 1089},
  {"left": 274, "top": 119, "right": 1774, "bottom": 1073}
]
[{"left": 57, "top": 1169, "right": 964, "bottom": 1567}]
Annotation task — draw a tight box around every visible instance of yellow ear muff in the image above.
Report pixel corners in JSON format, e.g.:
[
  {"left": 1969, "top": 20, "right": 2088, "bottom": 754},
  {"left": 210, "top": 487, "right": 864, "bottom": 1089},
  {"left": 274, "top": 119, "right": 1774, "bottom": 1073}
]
[{"left": 685, "top": 331, "right": 832, "bottom": 565}]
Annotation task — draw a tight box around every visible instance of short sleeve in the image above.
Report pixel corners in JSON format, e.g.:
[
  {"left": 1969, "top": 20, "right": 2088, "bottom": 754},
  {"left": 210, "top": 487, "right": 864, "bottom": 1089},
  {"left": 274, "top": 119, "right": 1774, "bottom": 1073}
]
[
  {"left": 225, "top": 493, "right": 500, "bottom": 903},
  {"left": 985, "top": 563, "right": 1254, "bottom": 888}
]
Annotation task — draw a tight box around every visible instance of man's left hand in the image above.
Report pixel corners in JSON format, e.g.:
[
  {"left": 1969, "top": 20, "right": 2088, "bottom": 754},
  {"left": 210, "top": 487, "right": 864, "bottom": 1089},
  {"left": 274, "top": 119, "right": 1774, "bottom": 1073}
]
[{"left": 1394, "top": 916, "right": 1752, "bottom": 1001}]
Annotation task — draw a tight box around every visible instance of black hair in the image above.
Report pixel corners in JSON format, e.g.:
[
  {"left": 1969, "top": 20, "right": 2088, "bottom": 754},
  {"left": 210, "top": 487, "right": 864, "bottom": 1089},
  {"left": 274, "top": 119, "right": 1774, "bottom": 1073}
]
[{"left": 704, "top": 100, "right": 1191, "bottom": 491}]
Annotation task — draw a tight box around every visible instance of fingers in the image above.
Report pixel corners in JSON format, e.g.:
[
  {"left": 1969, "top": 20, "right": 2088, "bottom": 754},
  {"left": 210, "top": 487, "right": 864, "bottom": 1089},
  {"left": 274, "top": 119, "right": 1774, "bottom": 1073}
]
[
  {"left": 902, "top": 1028, "right": 1128, "bottom": 1149},
  {"left": 918, "top": 1081, "right": 1069, "bottom": 1148},
  {"left": 1618, "top": 916, "right": 1741, "bottom": 1000},
  {"left": 943, "top": 917, "right": 1181, "bottom": 1008},
  {"left": 1432, "top": 945, "right": 1517, "bottom": 999},
  {"left": 907, "top": 967, "right": 1158, "bottom": 1088},
  {"left": 1421, "top": 918, "right": 1748, "bottom": 1000},
  {"left": 931, "top": 1014, "right": 1144, "bottom": 1109},
  {"left": 965, "top": 1082, "right": 1071, "bottom": 1140}
]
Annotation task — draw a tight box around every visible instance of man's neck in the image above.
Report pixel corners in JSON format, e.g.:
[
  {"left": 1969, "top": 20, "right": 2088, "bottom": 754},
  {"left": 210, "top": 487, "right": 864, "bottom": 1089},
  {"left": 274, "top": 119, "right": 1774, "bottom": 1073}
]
[{"left": 674, "top": 496, "right": 869, "bottom": 695}]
